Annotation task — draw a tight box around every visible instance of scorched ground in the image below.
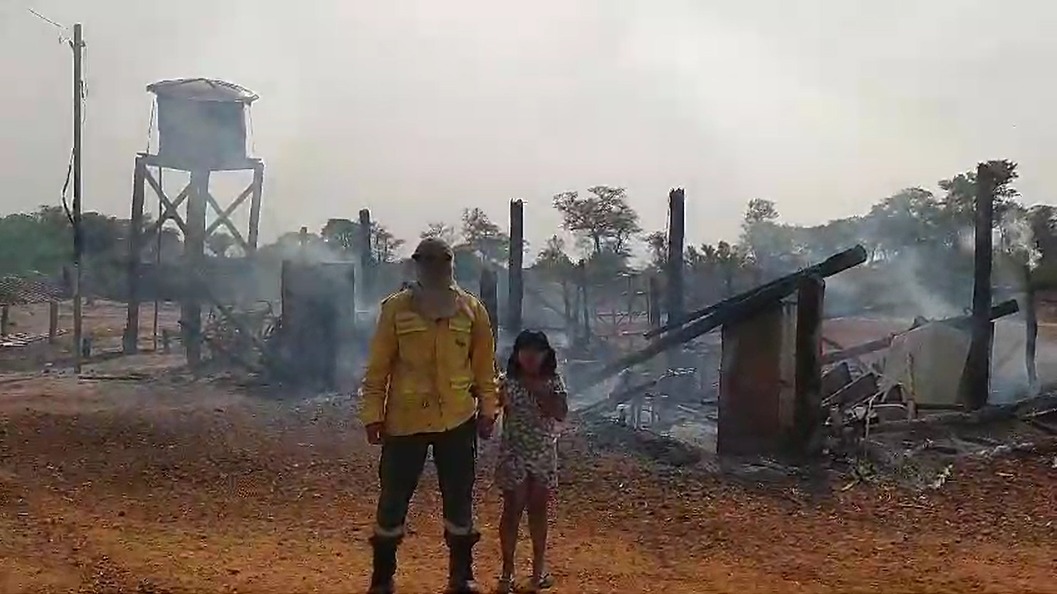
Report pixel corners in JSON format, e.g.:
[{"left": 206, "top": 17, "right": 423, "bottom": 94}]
[{"left": 0, "top": 368, "right": 1054, "bottom": 594}]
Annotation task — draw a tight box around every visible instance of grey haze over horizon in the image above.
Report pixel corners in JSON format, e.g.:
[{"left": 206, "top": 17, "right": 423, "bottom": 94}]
[{"left": 2, "top": 0, "right": 1055, "bottom": 256}]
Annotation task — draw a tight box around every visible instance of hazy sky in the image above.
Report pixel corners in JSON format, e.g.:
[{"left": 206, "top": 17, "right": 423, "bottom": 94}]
[{"left": 2, "top": 0, "right": 1055, "bottom": 256}]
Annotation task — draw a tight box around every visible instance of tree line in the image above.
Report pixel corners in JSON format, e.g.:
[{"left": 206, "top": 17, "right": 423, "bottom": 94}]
[{"left": 2, "top": 158, "right": 1054, "bottom": 313}]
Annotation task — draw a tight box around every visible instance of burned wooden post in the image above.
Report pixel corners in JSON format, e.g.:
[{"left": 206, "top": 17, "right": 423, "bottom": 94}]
[
  {"left": 479, "top": 267, "right": 499, "bottom": 343},
  {"left": 965, "top": 163, "right": 995, "bottom": 410},
  {"left": 48, "top": 302, "right": 59, "bottom": 343},
  {"left": 358, "top": 209, "right": 373, "bottom": 300},
  {"left": 666, "top": 188, "right": 686, "bottom": 322},
  {"left": 123, "top": 156, "right": 147, "bottom": 354},
  {"left": 507, "top": 199, "right": 525, "bottom": 334},
  {"left": 1023, "top": 266, "right": 1038, "bottom": 392},
  {"left": 298, "top": 226, "right": 309, "bottom": 258},
  {"left": 648, "top": 275, "right": 662, "bottom": 328},
  {"left": 794, "top": 274, "right": 824, "bottom": 452},
  {"left": 577, "top": 259, "right": 591, "bottom": 344}
]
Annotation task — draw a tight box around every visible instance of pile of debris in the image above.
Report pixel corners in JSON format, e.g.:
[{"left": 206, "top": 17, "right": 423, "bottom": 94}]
[
  {"left": 577, "top": 416, "right": 705, "bottom": 467},
  {"left": 816, "top": 300, "right": 1022, "bottom": 459}
]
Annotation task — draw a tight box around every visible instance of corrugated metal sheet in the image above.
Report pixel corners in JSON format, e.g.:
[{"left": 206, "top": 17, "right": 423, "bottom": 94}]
[
  {"left": 0, "top": 275, "right": 66, "bottom": 306},
  {"left": 147, "top": 78, "right": 258, "bottom": 103}
]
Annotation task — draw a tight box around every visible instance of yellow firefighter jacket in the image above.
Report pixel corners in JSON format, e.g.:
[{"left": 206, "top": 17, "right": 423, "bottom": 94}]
[{"left": 359, "top": 286, "right": 499, "bottom": 436}]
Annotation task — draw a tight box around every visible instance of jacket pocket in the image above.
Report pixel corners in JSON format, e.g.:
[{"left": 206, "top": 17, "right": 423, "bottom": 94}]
[
  {"left": 394, "top": 312, "right": 429, "bottom": 360},
  {"left": 447, "top": 316, "right": 473, "bottom": 359}
]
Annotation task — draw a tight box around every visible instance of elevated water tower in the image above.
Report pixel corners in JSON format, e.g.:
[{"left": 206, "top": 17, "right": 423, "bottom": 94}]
[{"left": 123, "top": 78, "right": 265, "bottom": 364}]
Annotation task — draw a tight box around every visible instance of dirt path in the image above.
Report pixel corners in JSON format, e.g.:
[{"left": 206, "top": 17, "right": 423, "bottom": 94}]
[{"left": 1, "top": 376, "right": 1054, "bottom": 594}]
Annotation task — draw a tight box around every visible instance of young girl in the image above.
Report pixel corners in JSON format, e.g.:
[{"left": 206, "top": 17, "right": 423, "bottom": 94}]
[{"left": 495, "top": 330, "right": 569, "bottom": 593}]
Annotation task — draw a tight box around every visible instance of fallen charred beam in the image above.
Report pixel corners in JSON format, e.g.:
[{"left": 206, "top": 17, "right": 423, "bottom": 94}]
[
  {"left": 821, "top": 372, "right": 879, "bottom": 409},
  {"left": 821, "top": 299, "right": 1020, "bottom": 365},
  {"left": 821, "top": 362, "right": 852, "bottom": 398},
  {"left": 645, "top": 245, "right": 868, "bottom": 339},
  {"left": 583, "top": 246, "right": 868, "bottom": 389},
  {"left": 821, "top": 336, "right": 896, "bottom": 366},
  {"left": 578, "top": 377, "right": 663, "bottom": 416}
]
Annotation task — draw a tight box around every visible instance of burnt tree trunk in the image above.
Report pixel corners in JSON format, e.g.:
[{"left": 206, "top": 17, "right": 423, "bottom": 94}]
[
  {"left": 964, "top": 163, "right": 995, "bottom": 410},
  {"left": 358, "top": 209, "right": 373, "bottom": 300},
  {"left": 1024, "top": 267, "right": 1038, "bottom": 392},
  {"left": 507, "top": 199, "right": 524, "bottom": 334},
  {"left": 666, "top": 188, "right": 685, "bottom": 322}
]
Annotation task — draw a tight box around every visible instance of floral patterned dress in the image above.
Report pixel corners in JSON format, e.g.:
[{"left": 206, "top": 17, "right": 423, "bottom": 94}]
[{"left": 495, "top": 373, "right": 567, "bottom": 491}]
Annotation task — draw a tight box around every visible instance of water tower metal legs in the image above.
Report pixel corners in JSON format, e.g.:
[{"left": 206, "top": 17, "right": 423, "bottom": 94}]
[
  {"left": 122, "top": 155, "right": 264, "bottom": 362},
  {"left": 183, "top": 170, "right": 209, "bottom": 367},
  {"left": 124, "top": 156, "right": 147, "bottom": 354},
  {"left": 248, "top": 162, "right": 264, "bottom": 252}
]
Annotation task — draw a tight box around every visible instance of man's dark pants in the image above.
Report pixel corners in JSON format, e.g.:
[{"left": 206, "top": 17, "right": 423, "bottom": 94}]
[{"left": 370, "top": 418, "right": 478, "bottom": 591}]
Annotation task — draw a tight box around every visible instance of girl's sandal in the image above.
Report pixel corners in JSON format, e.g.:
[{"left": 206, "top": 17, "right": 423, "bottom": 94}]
[
  {"left": 495, "top": 575, "right": 516, "bottom": 594},
  {"left": 526, "top": 573, "right": 555, "bottom": 592}
]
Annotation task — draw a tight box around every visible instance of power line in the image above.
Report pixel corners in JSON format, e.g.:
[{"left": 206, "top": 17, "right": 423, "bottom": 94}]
[
  {"left": 27, "top": 7, "right": 71, "bottom": 43},
  {"left": 27, "top": 7, "right": 65, "bottom": 30}
]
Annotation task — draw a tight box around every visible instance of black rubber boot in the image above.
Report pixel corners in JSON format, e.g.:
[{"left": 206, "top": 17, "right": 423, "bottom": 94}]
[
  {"left": 444, "top": 531, "right": 482, "bottom": 594},
  {"left": 367, "top": 535, "right": 401, "bottom": 594}
]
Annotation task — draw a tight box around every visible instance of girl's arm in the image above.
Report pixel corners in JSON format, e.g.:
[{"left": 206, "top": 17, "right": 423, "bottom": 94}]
[
  {"left": 496, "top": 373, "right": 510, "bottom": 410},
  {"left": 538, "top": 375, "right": 569, "bottom": 421}
]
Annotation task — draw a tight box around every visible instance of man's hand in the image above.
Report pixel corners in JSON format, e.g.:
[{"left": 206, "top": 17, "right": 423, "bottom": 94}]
[
  {"left": 476, "top": 414, "right": 496, "bottom": 440},
  {"left": 365, "top": 422, "right": 385, "bottom": 445}
]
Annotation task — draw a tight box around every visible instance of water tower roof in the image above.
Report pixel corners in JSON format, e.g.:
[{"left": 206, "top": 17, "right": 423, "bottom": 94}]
[{"left": 147, "top": 78, "right": 258, "bottom": 103}]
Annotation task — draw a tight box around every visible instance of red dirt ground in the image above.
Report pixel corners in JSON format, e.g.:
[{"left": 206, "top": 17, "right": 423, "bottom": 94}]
[
  {"left": 1, "top": 302, "right": 1055, "bottom": 593},
  {"left": 0, "top": 370, "right": 1054, "bottom": 594}
]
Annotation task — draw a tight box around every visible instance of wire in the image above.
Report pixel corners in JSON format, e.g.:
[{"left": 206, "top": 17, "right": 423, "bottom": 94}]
[
  {"left": 247, "top": 105, "right": 257, "bottom": 155},
  {"left": 27, "top": 7, "right": 68, "bottom": 33},
  {"left": 61, "top": 148, "right": 74, "bottom": 224},
  {"left": 145, "top": 100, "right": 156, "bottom": 153}
]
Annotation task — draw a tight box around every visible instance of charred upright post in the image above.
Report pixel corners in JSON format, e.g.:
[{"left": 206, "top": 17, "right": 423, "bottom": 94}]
[
  {"left": 648, "top": 275, "right": 662, "bottom": 328},
  {"left": 479, "top": 267, "right": 499, "bottom": 343},
  {"left": 1024, "top": 269, "right": 1038, "bottom": 392},
  {"left": 965, "top": 162, "right": 996, "bottom": 410},
  {"left": 358, "top": 209, "right": 373, "bottom": 300},
  {"left": 794, "top": 274, "right": 824, "bottom": 452},
  {"left": 48, "top": 301, "right": 59, "bottom": 343},
  {"left": 666, "top": 188, "right": 685, "bottom": 322},
  {"left": 507, "top": 199, "right": 525, "bottom": 334}
]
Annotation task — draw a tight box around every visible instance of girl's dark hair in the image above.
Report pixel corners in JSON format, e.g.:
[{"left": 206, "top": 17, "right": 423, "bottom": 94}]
[{"left": 506, "top": 329, "right": 557, "bottom": 379}]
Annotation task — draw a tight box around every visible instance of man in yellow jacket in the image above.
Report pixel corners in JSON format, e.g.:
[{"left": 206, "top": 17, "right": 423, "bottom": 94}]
[{"left": 360, "top": 238, "right": 499, "bottom": 594}]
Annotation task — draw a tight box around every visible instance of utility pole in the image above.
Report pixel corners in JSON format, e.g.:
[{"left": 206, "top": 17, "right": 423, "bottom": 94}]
[{"left": 72, "top": 23, "right": 84, "bottom": 373}]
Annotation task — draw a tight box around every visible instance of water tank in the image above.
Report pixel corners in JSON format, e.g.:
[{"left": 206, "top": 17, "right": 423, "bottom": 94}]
[{"left": 147, "top": 78, "right": 258, "bottom": 169}]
